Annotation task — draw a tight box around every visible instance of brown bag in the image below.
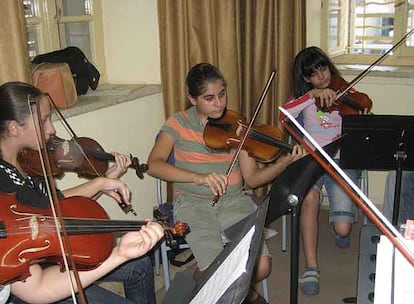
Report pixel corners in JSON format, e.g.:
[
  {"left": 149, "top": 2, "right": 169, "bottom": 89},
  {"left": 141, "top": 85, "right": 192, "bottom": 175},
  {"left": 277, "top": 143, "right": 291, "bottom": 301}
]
[{"left": 32, "top": 63, "right": 78, "bottom": 109}]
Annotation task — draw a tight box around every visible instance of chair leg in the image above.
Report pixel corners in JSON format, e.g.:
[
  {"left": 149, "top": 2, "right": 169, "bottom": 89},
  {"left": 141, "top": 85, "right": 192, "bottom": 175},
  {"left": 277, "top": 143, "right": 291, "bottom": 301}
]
[
  {"left": 363, "top": 171, "right": 369, "bottom": 224},
  {"left": 261, "top": 277, "right": 270, "bottom": 302},
  {"left": 281, "top": 214, "right": 287, "bottom": 252},
  {"left": 154, "top": 247, "right": 160, "bottom": 275},
  {"left": 160, "top": 240, "right": 171, "bottom": 291},
  {"left": 359, "top": 170, "right": 369, "bottom": 225}
]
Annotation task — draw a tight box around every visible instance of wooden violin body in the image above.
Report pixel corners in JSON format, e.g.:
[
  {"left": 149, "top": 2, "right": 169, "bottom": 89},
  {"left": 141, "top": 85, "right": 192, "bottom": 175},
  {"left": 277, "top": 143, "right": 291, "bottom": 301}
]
[
  {"left": 0, "top": 194, "right": 113, "bottom": 284},
  {"left": 203, "top": 109, "right": 292, "bottom": 163},
  {"left": 18, "top": 135, "right": 148, "bottom": 179},
  {"left": 315, "top": 75, "right": 372, "bottom": 116},
  {"left": 0, "top": 193, "right": 189, "bottom": 285}
]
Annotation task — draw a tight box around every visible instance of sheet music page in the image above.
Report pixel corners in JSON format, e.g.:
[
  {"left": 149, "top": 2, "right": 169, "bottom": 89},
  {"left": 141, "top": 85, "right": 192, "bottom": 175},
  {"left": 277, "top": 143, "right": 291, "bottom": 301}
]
[
  {"left": 374, "top": 236, "right": 414, "bottom": 304},
  {"left": 190, "top": 226, "right": 255, "bottom": 304}
]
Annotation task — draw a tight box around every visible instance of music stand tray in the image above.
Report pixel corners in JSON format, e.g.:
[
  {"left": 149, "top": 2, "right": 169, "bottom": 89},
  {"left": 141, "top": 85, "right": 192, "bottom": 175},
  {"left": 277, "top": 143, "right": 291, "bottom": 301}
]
[{"left": 340, "top": 115, "right": 414, "bottom": 170}]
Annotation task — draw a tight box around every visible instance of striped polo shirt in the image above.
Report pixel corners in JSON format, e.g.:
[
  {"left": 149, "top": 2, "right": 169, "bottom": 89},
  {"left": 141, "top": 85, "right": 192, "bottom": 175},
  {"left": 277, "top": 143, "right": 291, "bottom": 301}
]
[{"left": 161, "top": 106, "right": 243, "bottom": 198}]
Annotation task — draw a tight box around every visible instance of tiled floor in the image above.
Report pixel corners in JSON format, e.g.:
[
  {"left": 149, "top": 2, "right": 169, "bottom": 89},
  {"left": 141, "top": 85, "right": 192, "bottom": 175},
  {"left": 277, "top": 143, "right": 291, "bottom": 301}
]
[
  {"left": 102, "top": 208, "right": 367, "bottom": 303},
  {"left": 153, "top": 209, "right": 367, "bottom": 304}
]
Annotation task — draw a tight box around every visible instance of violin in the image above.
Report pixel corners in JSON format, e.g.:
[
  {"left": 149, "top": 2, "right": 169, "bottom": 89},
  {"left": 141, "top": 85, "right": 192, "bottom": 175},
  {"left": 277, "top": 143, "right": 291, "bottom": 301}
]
[
  {"left": 0, "top": 192, "right": 189, "bottom": 285},
  {"left": 18, "top": 135, "right": 149, "bottom": 180},
  {"left": 203, "top": 109, "right": 293, "bottom": 163},
  {"left": 314, "top": 75, "right": 372, "bottom": 116}
]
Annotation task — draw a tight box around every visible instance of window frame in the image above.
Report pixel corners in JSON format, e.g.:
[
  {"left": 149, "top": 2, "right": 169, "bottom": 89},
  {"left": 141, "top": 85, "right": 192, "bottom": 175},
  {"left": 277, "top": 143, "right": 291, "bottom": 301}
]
[
  {"left": 321, "top": 0, "right": 414, "bottom": 66},
  {"left": 24, "top": 0, "right": 106, "bottom": 80}
]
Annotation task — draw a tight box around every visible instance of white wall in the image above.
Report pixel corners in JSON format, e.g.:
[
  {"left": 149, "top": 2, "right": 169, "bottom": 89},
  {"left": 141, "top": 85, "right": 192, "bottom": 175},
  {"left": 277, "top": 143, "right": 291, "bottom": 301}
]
[
  {"left": 101, "top": 0, "right": 161, "bottom": 84},
  {"left": 55, "top": 93, "right": 165, "bottom": 219},
  {"left": 306, "top": 1, "right": 321, "bottom": 46}
]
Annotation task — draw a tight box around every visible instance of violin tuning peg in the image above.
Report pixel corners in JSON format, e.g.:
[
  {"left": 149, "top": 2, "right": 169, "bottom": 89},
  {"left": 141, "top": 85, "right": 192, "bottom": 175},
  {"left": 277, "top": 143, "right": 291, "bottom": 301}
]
[{"left": 130, "top": 154, "right": 146, "bottom": 179}]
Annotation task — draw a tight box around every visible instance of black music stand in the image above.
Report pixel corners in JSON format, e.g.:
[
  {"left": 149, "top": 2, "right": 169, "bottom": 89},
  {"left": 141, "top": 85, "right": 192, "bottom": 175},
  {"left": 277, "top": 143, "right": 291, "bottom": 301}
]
[
  {"left": 340, "top": 115, "right": 414, "bottom": 225},
  {"left": 162, "top": 197, "right": 268, "bottom": 304},
  {"left": 266, "top": 137, "right": 342, "bottom": 304}
]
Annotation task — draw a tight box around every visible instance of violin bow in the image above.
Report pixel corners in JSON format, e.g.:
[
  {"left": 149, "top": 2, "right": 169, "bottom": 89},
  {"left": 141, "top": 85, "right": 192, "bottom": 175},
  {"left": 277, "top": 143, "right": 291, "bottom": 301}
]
[
  {"left": 337, "top": 27, "right": 414, "bottom": 99},
  {"left": 279, "top": 107, "right": 414, "bottom": 266},
  {"left": 48, "top": 94, "right": 137, "bottom": 216},
  {"left": 212, "top": 70, "right": 277, "bottom": 205},
  {"left": 28, "top": 96, "right": 87, "bottom": 304}
]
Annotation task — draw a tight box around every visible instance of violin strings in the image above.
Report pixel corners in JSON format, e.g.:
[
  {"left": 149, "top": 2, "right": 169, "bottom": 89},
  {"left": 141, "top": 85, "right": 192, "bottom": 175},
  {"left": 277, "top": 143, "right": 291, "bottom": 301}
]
[
  {"left": 240, "top": 125, "right": 292, "bottom": 151},
  {"left": 4, "top": 215, "right": 176, "bottom": 237},
  {"left": 51, "top": 108, "right": 101, "bottom": 176},
  {"left": 4, "top": 224, "right": 146, "bottom": 236},
  {"left": 5, "top": 215, "right": 148, "bottom": 236},
  {"left": 340, "top": 95, "right": 364, "bottom": 112},
  {"left": 71, "top": 140, "right": 101, "bottom": 176}
]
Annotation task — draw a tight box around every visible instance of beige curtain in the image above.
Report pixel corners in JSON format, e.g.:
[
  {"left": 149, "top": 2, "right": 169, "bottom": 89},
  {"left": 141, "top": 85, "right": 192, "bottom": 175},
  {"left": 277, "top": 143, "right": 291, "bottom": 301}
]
[
  {"left": 157, "top": 0, "right": 306, "bottom": 127},
  {"left": 158, "top": 0, "right": 305, "bottom": 198},
  {"left": 0, "top": 0, "right": 31, "bottom": 83}
]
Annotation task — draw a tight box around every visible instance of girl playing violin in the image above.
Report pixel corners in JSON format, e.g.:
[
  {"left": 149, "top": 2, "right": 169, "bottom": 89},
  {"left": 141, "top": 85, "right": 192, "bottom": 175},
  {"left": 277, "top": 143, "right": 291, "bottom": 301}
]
[
  {"left": 0, "top": 82, "right": 164, "bottom": 304},
  {"left": 281, "top": 46, "right": 370, "bottom": 296},
  {"left": 147, "top": 63, "right": 306, "bottom": 304}
]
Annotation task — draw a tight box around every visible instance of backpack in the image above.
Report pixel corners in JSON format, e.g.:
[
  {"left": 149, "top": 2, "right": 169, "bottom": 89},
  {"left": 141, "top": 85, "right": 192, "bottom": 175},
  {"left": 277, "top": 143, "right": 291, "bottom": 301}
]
[{"left": 32, "top": 47, "right": 100, "bottom": 95}]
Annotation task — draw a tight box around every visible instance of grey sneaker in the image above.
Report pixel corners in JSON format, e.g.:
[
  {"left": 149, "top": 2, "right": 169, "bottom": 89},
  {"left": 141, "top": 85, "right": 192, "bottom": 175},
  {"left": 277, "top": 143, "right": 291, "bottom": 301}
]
[{"left": 299, "top": 268, "right": 320, "bottom": 295}]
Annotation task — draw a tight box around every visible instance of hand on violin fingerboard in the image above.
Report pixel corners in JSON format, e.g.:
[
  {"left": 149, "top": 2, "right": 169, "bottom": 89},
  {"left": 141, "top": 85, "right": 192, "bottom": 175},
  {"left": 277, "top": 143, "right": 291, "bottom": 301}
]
[
  {"left": 359, "top": 107, "right": 370, "bottom": 115},
  {"left": 311, "top": 88, "right": 337, "bottom": 107},
  {"left": 194, "top": 172, "right": 228, "bottom": 197},
  {"left": 105, "top": 152, "right": 132, "bottom": 178},
  {"left": 277, "top": 144, "right": 307, "bottom": 168},
  {"left": 116, "top": 222, "right": 164, "bottom": 260}
]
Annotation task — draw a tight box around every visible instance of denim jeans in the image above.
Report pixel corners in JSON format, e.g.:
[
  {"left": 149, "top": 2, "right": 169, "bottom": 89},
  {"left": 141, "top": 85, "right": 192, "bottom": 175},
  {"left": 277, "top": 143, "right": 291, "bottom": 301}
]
[
  {"left": 383, "top": 171, "right": 414, "bottom": 226},
  {"left": 316, "top": 160, "right": 360, "bottom": 224},
  {"left": 8, "top": 255, "right": 155, "bottom": 304}
]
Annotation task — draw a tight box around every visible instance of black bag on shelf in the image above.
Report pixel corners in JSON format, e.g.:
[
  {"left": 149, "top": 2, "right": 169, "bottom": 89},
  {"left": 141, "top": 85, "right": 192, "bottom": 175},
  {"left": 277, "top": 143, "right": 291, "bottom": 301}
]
[{"left": 32, "top": 46, "right": 100, "bottom": 95}]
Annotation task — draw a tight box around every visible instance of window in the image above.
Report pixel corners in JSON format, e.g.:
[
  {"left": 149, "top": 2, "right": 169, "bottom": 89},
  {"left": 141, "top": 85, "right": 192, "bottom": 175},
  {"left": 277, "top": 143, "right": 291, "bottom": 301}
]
[
  {"left": 23, "top": 0, "right": 105, "bottom": 74},
  {"left": 321, "top": 0, "right": 414, "bottom": 66}
]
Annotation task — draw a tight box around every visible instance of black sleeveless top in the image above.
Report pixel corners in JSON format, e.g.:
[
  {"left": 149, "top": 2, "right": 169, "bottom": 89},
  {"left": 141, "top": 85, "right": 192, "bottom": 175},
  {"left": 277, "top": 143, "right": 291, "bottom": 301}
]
[{"left": 0, "top": 158, "right": 64, "bottom": 208}]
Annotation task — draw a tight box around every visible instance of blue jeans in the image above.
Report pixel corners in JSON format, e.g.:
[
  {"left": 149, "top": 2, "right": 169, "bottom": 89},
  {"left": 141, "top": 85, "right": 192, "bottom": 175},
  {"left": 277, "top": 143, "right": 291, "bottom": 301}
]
[
  {"left": 383, "top": 171, "right": 414, "bottom": 226},
  {"left": 316, "top": 160, "right": 360, "bottom": 224},
  {"left": 66, "top": 256, "right": 154, "bottom": 304},
  {"left": 24, "top": 256, "right": 155, "bottom": 304}
]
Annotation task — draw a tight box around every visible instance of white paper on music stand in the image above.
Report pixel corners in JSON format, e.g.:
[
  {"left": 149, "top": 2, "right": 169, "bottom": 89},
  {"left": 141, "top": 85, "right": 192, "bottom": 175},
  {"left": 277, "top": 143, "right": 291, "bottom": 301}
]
[
  {"left": 190, "top": 226, "right": 255, "bottom": 304},
  {"left": 374, "top": 236, "right": 414, "bottom": 304}
]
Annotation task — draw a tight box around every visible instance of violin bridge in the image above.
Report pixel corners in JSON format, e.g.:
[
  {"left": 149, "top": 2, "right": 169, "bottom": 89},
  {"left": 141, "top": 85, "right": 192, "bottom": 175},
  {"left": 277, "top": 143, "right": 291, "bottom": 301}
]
[{"left": 29, "top": 216, "right": 39, "bottom": 240}]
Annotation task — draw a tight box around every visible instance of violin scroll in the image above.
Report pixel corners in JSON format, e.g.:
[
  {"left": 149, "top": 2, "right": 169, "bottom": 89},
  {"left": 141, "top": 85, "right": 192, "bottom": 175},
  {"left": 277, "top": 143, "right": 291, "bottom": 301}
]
[
  {"left": 153, "top": 206, "right": 190, "bottom": 248},
  {"left": 130, "top": 154, "right": 149, "bottom": 179},
  {"left": 170, "top": 221, "right": 190, "bottom": 237},
  {"left": 162, "top": 221, "right": 190, "bottom": 250}
]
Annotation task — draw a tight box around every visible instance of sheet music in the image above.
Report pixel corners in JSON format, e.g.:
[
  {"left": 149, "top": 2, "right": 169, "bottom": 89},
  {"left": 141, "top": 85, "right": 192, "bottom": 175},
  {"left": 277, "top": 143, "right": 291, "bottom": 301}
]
[
  {"left": 374, "top": 236, "right": 414, "bottom": 304},
  {"left": 190, "top": 226, "right": 255, "bottom": 304}
]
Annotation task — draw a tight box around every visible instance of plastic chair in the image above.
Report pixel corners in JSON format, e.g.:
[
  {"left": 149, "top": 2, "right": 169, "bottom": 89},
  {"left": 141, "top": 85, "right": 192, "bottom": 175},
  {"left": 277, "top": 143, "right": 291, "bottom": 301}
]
[
  {"left": 357, "top": 169, "right": 369, "bottom": 224},
  {"left": 153, "top": 177, "right": 191, "bottom": 291}
]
